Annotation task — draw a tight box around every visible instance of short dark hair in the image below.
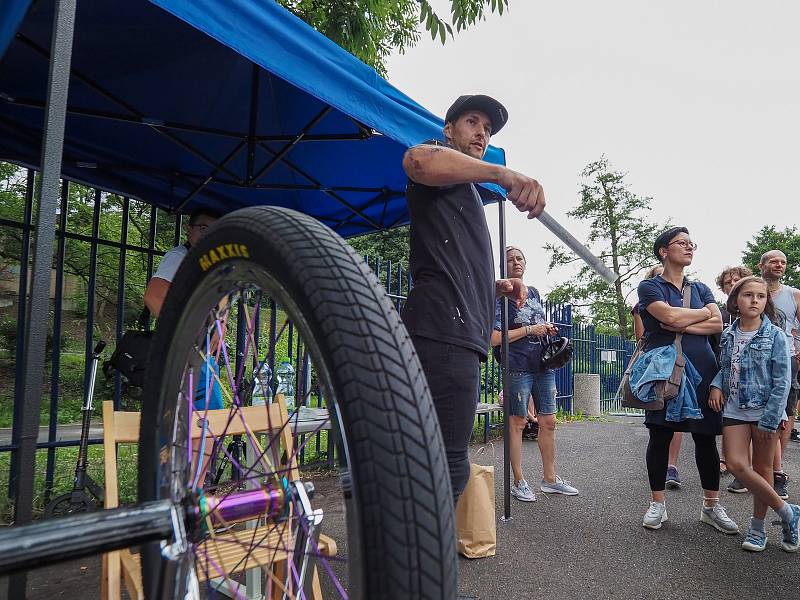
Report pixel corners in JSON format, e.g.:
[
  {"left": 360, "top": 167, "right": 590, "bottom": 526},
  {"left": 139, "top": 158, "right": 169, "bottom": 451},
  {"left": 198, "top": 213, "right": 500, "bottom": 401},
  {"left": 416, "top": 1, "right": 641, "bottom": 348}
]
[
  {"left": 726, "top": 276, "right": 776, "bottom": 323},
  {"left": 653, "top": 227, "right": 689, "bottom": 263},
  {"left": 188, "top": 207, "right": 222, "bottom": 225},
  {"left": 715, "top": 265, "right": 753, "bottom": 292}
]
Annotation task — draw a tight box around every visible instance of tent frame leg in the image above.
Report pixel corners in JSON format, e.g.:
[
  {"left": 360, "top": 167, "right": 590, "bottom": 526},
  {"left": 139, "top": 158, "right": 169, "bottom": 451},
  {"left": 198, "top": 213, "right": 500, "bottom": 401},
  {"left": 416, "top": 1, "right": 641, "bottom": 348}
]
[{"left": 9, "top": 0, "right": 78, "bottom": 597}]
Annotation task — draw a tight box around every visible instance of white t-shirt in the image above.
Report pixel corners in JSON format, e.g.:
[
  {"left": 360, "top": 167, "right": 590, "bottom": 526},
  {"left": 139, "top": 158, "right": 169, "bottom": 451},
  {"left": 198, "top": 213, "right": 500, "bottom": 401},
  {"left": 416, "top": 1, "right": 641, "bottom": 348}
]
[
  {"left": 723, "top": 327, "right": 788, "bottom": 422},
  {"left": 152, "top": 245, "right": 188, "bottom": 283}
]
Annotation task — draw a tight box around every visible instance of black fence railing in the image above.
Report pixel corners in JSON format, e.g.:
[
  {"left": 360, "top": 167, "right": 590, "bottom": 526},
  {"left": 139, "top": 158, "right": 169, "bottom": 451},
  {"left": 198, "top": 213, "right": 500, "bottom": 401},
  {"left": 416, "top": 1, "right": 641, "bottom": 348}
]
[{"left": 0, "top": 161, "right": 637, "bottom": 515}]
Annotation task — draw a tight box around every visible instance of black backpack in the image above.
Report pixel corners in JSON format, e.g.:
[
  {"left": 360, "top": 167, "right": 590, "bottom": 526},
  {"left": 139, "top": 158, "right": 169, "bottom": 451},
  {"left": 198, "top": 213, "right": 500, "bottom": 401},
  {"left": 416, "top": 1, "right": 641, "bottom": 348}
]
[{"left": 104, "top": 308, "right": 153, "bottom": 388}]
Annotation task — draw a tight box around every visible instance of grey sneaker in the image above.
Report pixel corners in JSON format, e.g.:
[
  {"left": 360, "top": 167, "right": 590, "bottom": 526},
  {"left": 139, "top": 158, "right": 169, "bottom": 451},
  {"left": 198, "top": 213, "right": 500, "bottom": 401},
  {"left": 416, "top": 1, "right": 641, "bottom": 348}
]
[
  {"left": 540, "top": 475, "right": 579, "bottom": 495},
  {"left": 780, "top": 503, "right": 800, "bottom": 553},
  {"left": 727, "top": 478, "right": 748, "bottom": 494},
  {"left": 701, "top": 503, "right": 739, "bottom": 534},
  {"left": 774, "top": 472, "right": 789, "bottom": 500},
  {"left": 666, "top": 465, "right": 682, "bottom": 489},
  {"left": 643, "top": 502, "right": 668, "bottom": 529},
  {"left": 511, "top": 479, "right": 536, "bottom": 502}
]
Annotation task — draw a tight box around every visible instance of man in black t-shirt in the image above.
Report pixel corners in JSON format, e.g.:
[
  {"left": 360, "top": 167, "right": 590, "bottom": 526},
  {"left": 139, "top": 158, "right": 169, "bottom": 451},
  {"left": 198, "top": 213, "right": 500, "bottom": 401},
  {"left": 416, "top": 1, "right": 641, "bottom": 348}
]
[{"left": 401, "top": 94, "right": 546, "bottom": 503}]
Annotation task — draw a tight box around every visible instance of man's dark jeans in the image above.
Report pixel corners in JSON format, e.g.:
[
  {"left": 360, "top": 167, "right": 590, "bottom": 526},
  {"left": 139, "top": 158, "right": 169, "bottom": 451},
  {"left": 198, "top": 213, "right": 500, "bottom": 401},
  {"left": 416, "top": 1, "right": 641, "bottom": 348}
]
[{"left": 412, "top": 336, "right": 480, "bottom": 504}]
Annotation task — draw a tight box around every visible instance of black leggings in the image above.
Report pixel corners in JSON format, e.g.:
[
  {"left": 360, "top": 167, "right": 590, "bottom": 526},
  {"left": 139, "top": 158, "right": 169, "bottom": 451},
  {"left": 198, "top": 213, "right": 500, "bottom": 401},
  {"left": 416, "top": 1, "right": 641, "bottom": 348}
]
[{"left": 646, "top": 426, "right": 720, "bottom": 492}]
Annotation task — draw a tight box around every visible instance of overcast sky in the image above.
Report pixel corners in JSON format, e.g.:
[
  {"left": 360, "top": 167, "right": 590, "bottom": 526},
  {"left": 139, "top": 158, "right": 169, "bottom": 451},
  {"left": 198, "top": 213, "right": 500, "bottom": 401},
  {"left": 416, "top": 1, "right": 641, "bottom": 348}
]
[{"left": 386, "top": 1, "right": 799, "bottom": 303}]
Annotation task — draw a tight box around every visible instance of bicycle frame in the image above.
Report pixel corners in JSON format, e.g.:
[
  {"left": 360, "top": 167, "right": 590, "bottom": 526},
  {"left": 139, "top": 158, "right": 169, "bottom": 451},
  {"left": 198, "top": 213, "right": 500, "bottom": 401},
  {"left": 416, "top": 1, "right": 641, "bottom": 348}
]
[{"left": 0, "top": 500, "right": 175, "bottom": 574}]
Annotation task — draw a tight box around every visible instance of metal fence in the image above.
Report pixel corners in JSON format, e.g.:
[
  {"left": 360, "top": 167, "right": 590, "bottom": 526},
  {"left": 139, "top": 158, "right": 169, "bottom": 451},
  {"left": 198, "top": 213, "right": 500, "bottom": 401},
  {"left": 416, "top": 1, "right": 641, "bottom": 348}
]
[
  {"left": 0, "top": 162, "right": 638, "bottom": 510},
  {"left": 571, "top": 322, "right": 637, "bottom": 413}
]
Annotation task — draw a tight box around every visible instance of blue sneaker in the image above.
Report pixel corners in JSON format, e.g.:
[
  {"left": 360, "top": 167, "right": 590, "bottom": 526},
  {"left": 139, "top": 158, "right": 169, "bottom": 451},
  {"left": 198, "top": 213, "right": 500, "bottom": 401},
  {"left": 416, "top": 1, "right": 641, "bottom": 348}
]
[
  {"left": 666, "top": 465, "right": 682, "bottom": 489},
  {"left": 741, "top": 527, "right": 767, "bottom": 552},
  {"left": 781, "top": 503, "right": 800, "bottom": 553}
]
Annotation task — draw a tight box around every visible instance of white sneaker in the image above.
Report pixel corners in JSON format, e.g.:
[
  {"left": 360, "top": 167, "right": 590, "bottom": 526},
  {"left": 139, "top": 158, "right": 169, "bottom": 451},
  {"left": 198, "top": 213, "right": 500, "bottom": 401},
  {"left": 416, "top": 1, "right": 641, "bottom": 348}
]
[
  {"left": 701, "top": 503, "right": 739, "bottom": 534},
  {"left": 511, "top": 479, "right": 537, "bottom": 502},
  {"left": 540, "top": 475, "right": 579, "bottom": 495},
  {"left": 643, "top": 502, "right": 668, "bottom": 529}
]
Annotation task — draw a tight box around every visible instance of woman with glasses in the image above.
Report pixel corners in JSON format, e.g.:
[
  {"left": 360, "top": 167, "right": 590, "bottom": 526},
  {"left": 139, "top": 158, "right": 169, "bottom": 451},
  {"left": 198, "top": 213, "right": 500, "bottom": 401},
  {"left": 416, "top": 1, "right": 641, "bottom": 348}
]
[{"left": 636, "top": 227, "right": 738, "bottom": 534}]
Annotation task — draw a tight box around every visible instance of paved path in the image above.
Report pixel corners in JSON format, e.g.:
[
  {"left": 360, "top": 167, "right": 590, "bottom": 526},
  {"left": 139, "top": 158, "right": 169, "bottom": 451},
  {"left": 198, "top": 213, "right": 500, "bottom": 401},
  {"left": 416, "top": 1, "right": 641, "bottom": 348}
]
[
  {"left": 459, "top": 416, "right": 800, "bottom": 600},
  {"left": 2, "top": 417, "right": 798, "bottom": 599}
]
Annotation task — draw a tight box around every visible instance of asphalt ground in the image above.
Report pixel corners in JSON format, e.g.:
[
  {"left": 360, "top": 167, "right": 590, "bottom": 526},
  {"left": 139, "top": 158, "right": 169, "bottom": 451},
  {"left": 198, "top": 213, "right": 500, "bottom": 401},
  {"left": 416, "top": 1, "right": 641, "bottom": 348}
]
[
  {"left": 458, "top": 417, "right": 800, "bottom": 600},
  {"left": 2, "top": 417, "right": 798, "bottom": 599}
]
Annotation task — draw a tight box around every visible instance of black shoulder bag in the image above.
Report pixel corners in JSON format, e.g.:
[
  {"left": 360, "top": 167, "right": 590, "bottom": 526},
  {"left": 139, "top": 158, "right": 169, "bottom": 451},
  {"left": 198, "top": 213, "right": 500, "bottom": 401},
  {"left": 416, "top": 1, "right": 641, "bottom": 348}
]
[{"left": 104, "top": 307, "right": 153, "bottom": 388}]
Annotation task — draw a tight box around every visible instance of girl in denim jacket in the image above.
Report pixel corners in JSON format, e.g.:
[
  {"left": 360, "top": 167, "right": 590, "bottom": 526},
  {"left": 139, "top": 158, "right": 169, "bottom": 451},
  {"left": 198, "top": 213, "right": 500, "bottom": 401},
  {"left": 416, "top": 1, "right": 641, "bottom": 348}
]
[{"left": 709, "top": 276, "right": 800, "bottom": 552}]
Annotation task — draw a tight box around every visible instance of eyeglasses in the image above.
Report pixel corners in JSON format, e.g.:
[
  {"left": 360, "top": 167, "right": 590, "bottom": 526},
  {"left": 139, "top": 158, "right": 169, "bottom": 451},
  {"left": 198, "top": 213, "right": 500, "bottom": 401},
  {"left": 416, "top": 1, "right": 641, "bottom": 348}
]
[{"left": 668, "top": 240, "right": 697, "bottom": 250}]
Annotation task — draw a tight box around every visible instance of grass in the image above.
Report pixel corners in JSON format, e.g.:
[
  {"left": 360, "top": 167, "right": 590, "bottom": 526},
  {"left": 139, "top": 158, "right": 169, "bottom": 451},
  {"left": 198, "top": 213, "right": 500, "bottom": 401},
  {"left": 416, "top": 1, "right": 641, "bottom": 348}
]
[
  {"left": 0, "top": 443, "right": 138, "bottom": 524},
  {"left": 0, "top": 352, "right": 117, "bottom": 429}
]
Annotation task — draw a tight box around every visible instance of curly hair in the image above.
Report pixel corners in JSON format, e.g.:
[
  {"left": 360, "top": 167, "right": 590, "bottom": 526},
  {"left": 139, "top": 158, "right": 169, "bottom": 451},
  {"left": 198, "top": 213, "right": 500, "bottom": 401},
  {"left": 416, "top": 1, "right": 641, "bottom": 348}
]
[
  {"left": 725, "top": 276, "right": 775, "bottom": 322},
  {"left": 715, "top": 265, "right": 753, "bottom": 292}
]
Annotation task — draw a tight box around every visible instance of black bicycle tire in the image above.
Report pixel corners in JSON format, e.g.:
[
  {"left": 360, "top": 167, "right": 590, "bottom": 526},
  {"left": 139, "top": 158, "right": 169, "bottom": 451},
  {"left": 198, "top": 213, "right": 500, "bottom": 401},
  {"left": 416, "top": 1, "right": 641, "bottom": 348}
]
[{"left": 138, "top": 206, "right": 457, "bottom": 600}]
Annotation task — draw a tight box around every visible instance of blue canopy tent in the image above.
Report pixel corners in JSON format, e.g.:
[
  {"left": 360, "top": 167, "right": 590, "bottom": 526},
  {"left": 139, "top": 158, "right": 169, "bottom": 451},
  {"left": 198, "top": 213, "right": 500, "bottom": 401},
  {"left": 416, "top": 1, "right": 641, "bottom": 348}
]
[
  {"left": 0, "top": 0, "right": 505, "bottom": 237},
  {"left": 1, "top": 4, "right": 516, "bottom": 591}
]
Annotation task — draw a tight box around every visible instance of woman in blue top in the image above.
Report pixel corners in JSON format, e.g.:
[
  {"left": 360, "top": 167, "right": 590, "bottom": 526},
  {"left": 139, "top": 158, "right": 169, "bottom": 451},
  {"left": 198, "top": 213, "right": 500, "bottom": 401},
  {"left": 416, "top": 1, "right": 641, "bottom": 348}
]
[
  {"left": 637, "top": 227, "right": 737, "bottom": 533},
  {"left": 492, "top": 246, "right": 578, "bottom": 502}
]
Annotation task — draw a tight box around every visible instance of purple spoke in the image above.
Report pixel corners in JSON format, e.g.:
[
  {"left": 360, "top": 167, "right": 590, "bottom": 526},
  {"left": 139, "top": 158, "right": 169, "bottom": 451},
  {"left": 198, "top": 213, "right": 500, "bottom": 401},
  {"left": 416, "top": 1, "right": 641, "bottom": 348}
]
[
  {"left": 187, "top": 367, "right": 193, "bottom": 469},
  {"left": 288, "top": 554, "right": 306, "bottom": 600},
  {"left": 215, "top": 317, "right": 239, "bottom": 404},
  {"left": 195, "top": 546, "right": 246, "bottom": 600},
  {"left": 235, "top": 298, "right": 260, "bottom": 395},
  {"left": 295, "top": 498, "right": 349, "bottom": 599}
]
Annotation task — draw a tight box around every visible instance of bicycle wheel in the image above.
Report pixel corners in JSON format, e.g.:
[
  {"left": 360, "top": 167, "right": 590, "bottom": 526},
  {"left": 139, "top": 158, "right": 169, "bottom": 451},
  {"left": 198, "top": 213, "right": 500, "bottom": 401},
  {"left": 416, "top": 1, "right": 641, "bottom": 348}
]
[{"left": 138, "top": 207, "right": 457, "bottom": 599}]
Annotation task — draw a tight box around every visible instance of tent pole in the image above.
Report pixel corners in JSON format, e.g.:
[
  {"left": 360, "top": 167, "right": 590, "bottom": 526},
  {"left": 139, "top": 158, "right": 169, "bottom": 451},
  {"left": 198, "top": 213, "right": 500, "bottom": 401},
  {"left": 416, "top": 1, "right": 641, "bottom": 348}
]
[
  {"left": 498, "top": 197, "right": 511, "bottom": 522},
  {"left": 9, "top": 0, "right": 77, "bottom": 597}
]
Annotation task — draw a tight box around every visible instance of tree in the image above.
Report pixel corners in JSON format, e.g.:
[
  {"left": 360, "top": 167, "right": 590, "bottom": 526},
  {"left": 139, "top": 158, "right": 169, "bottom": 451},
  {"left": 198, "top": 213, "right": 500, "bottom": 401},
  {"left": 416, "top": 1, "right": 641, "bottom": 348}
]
[
  {"left": 278, "top": 0, "right": 508, "bottom": 75},
  {"left": 741, "top": 226, "right": 800, "bottom": 289},
  {"left": 347, "top": 226, "right": 410, "bottom": 265},
  {"left": 545, "top": 157, "right": 669, "bottom": 338},
  {"left": 0, "top": 163, "right": 179, "bottom": 329}
]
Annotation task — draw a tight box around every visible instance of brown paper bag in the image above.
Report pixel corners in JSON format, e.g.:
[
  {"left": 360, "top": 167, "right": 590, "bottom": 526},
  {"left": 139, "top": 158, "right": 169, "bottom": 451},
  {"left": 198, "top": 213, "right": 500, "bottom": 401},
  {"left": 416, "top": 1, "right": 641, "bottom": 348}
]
[{"left": 455, "top": 462, "right": 496, "bottom": 558}]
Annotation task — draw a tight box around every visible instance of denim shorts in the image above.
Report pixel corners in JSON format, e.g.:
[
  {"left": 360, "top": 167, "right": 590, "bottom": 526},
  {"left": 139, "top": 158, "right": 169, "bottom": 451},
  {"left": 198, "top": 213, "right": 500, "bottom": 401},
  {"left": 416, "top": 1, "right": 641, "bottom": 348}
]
[{"left": 507, "top": 370, "right": 557, "bottom": 416}]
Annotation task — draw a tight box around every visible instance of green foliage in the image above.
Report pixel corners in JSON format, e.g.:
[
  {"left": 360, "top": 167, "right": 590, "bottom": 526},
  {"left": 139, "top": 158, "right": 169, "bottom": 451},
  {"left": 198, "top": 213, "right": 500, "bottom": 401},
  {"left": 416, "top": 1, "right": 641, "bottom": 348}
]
[
  {"left": 546, "top": 157, "right": 670, "bottom": 339},
  {"left": 347, "top": 225, "right": 410, "bottom": 266},
  {"left": 0, "top": 319, "right": 71, "bottom": 354},
  {"left": 741, "top": 225, "right": 800, "bottom": 289},
  {"left": 277, "top": 0, "right": 508, "bottom": 75},
  {"left": 0, "top": 163, "right": 179, "bottom": 332}
]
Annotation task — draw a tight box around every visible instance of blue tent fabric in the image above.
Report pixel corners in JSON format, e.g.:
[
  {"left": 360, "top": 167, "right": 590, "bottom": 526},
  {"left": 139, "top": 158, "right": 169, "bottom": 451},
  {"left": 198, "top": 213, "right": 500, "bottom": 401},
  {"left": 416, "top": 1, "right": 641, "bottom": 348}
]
[
  {"left": 0, "top": 0, "right": 30, "bottom": 58},
  {"left": 0, "top": 0, "right": 506, "bottom": 236}
]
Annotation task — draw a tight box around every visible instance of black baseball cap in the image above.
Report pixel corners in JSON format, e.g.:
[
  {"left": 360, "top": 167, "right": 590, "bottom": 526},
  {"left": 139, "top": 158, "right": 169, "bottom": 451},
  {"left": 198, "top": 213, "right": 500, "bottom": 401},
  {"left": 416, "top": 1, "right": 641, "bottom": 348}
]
[{"left": 445, "top": 95, "right": 508, "bottom": 135}]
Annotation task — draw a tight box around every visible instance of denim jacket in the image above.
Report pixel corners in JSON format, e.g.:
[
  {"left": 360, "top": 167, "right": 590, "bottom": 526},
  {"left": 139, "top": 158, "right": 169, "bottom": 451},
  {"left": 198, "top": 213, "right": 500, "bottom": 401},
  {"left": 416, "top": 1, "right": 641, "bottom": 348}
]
[
  {"left": 630, "top": 344, "right": 703, "bottom": 422},
  {"left": 710, "top": 315, "right": 790, "bottom": 432}
]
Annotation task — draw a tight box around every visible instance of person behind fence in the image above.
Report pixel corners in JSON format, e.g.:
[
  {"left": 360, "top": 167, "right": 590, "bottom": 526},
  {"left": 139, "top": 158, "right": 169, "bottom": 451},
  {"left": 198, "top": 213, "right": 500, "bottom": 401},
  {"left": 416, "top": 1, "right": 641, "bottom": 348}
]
[
  {"left": 708, "top": 276, "right": 800, "bottom": 552},
  {"left": 143, "top": 207, "right": 224, "bottom": 410},
  {"left": 401, "top": 94, "right": 546, "bottom": 505},
  {"left": 636, "top": 227, "right": 737, "bottom": 533},
  {"left": 634, "top": 264, "right": 685, "bottom": 489},
  {"left": 712, "top": 265, "right": 754, "bottom": 489},
  {"left": 757, "top": 250, "right": 800, "bottom": 501},
  {"left": 490, "top": 246, "right": 578, "bottom": 502}
]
